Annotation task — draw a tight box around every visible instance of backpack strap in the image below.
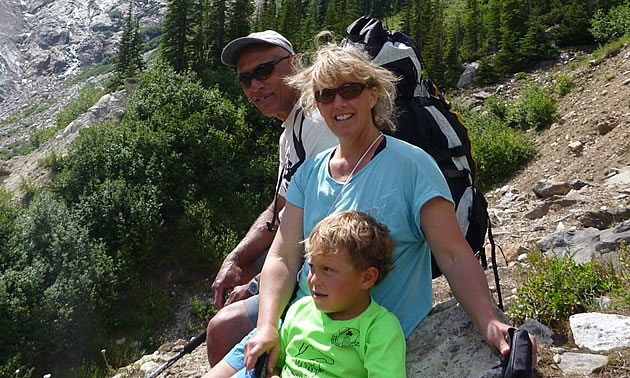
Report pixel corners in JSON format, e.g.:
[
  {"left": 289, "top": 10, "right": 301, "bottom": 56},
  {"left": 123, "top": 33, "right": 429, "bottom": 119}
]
[
  {"left": 267, "top": 109, "right": 306, "bottom": 232},
  {"left": 284, "top": 108, "right": 306, "bottom": 182}
]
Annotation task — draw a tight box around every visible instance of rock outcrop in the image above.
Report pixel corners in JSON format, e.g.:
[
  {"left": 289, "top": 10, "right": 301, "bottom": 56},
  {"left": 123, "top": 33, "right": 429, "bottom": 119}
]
[{"left": 0, "top": 0, "right": 166, "bottom": 102}]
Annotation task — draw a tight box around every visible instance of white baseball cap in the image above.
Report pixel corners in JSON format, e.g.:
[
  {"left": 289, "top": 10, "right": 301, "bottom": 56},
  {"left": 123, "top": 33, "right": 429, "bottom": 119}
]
[{"left": 221, "top": 30, "right": 295, "bottom": 66}]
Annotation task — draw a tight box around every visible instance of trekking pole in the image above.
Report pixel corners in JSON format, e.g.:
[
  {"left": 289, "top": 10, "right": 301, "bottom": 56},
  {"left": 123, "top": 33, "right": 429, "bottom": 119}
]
[
  {"left": 487, "top": 221, "right": 504, "bottom": 311},
  {"left": 146, "top": 331, "right": 206, "bottom": 378}
]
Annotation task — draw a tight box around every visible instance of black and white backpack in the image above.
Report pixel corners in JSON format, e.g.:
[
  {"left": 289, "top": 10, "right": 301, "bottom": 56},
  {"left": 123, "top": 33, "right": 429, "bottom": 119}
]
[{"left": 344, "top": 16, "right": 502, "bottom": 308}]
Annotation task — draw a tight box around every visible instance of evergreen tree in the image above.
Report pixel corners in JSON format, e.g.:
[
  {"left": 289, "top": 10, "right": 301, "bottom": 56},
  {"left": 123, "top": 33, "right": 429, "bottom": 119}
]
[
  {"left": 321, "top": 0, "right": 360, "bottom": 36},
  {"left": 161, "top": 0, "right": 191, "bottom": 72},
  {"left": 460, "top": 0, "right": 481, "bottom": 61},
  {"left": 519, "top": 16, "right": 555, "bottom": 62},
  {"left": 188, "top": 0, "right": 207, "bottom": 73},
  {"left": 399, "top": 0, "right": 414, "bottom": 34},
  {"left": 116, "top": 2, "right": 145, "bottom": 79},
  {"left": 278, "top": 0, "right": 302, "bottom": 40},
  {"left": 340, "top": 0, "right": 361, "bottom": 34},
  {"left": 481, "top": 0, "right": 501, "bottom": 54},
  {"left": 255, "top": 0, "right": 276, "bottom": 31},
  {"left": 422, "top": 1, "right": 446, "bottom": 84},
  {"left": 226, "top": 0, "right": 254, "bottom": 41},
  {"left": 207, "top": 0, "right": 227, "bottom": 66},
  {"left": 443, "top": 16, "right": 462, "bottom": 87},
  {"left": 497, "top": 0, "right": 528, "bottom": 71},
  {"left": 409, "top": 0, "right": 422, "bottom": 51},
  {"left": 298, "top": 1, "right": 323, "bottom": 51},
  {"left": 556, "top": 0, "right": 593, "bottom": 46}
]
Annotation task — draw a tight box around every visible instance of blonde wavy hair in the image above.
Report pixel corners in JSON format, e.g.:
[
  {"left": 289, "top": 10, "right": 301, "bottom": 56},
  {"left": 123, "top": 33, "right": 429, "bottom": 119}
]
[
  {"left": 286, "top": 32, "right": 398, "bottom": 131},
  {"left": 305, "top": 210, "right": 394, "bottom": 285}
]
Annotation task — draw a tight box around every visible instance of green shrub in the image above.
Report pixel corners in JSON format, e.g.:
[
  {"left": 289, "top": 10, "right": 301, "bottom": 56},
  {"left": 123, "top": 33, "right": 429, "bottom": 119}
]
[
  {"left": 616, "top": 242, "right": 630, "bottom": 308},
  {"left": 0, "top": 193, "right": 117, "bottom": 374},
  {"left": 590, "top": 3, "right": 630, "bottom": 44},
  {"left": 506, "top": 85, "right": 557, "bottom": 129},
  {"left": 190, "top": 297, "right": 217, "bottom": 330},
  {"left": 591, "top": 35, "right": 630, "bottom": 65},
  {"left": 1, "top": 62, "right": 281, "bottom": 375},
  {"left": 456, "top": 107, "right": 535, "bottom": 190},
  {"left": 553, "top": 73, "right": 574, "bottom": 96},
  {"left": 0, "top": 189, "right": 18, "bottom": 261},
  {"left": 511, "top": 248, "right": 625, "bottom": 329},
  {"left": 484, "top": 95, "right": 508, "bottom": 119},
  {"left": 515, "top": 72, "right": 527, "bottom": 80},
  {"left": 0, "top": 139, "right": 30, "bottom": 160}
]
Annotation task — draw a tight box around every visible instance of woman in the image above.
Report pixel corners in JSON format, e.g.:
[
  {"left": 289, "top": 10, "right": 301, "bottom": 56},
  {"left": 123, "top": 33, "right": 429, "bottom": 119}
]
[{"left": 215, "top": 36, "right": 535, "bottom": 377}]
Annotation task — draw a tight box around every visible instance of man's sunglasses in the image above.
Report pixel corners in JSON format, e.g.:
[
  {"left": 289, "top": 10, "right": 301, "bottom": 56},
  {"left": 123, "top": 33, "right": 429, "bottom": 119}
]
[
  {"left": 314, "top": 83, "right": 369, "bottom": 104},
  {"left": 236, "top": 55, "right": 291, "bottom": 88}
]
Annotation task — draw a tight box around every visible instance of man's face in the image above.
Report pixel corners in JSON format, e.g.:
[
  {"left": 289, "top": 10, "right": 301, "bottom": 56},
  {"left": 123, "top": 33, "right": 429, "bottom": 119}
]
[{"left": 236, "top": 45, "right": 297, "bottom": 121}]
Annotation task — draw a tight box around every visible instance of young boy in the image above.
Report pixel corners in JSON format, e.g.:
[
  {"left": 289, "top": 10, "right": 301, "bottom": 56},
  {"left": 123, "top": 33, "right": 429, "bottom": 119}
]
[{"left": 271, "top": 210, "right": 406, "bottom": 377}]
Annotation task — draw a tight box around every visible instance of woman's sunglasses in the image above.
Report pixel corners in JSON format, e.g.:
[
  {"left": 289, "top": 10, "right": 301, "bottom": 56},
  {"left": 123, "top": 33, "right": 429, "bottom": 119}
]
[
  {"left": 314, "top": 83, "right": 369, "bottom": 104},
  {"left": 236, "top": 55, "right": 291, "bottom": 88}
]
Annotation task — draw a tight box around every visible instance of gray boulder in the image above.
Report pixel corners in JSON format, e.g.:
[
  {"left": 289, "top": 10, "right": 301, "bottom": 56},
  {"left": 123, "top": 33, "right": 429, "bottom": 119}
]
[
  {"left": 570, "top": 313, "right": 630, "bottom": 352},
  {"left": 532, "top": 179, "right": 571, "bottom": 198},
  {"left": 406, "top": 299, "right": 505, "bottom": 377},
  {"left": 457, "top": 62, "right": 479, "bottom": 89}
]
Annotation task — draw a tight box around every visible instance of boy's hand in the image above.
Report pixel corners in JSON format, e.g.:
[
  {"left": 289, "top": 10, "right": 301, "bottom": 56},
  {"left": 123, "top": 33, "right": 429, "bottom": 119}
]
[{"left": 243, "top": 325, "right": 280, "bottom": 374}]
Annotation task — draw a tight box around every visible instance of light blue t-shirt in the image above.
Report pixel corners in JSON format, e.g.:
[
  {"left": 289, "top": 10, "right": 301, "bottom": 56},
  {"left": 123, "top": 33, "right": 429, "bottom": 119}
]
[{"left": 286, "top": 135, "right": 453, "bottom": 337}]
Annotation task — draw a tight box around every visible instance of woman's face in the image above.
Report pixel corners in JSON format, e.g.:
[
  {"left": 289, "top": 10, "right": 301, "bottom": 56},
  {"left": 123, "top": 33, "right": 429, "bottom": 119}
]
[{"left": 315, "top": 79, "right": 378, "bottom": 140}]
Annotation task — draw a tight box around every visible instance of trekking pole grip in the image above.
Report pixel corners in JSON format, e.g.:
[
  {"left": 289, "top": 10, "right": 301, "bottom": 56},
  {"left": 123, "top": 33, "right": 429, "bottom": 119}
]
[{"left": 183, "top": 331, "right": 207, "bottom": 354}]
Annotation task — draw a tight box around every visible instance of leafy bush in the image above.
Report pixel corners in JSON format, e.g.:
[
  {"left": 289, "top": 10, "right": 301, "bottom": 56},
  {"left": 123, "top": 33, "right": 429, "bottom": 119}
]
[
  {"left": 515, "top": 72, "right": 527, "bottom": 80},
  {"left": 511, "top": 248, "right": 627, "bottom": 329},
  {"left": 2, "top": 62, "right": 280, "bottom": 375},
  {"left": 590, "top": 35, "right": 630, "bottom": 65},
  {"left": 616, "top": 242, "right": 630, "bottom": 308},
  {"left": 456, "top": 107, "right": 535, "bottom": 190},
  {"left": 553, "top": 73, "right": 574, "bottom": 96},
  {"left": 0, "top": 189, "right": 18, "bottom": 260},
  {"left": 590, "top": 3, "right": 630, "bottom": 44},
  {"left": 0, "top": 193, "right": 117, "bottom": 374},
  {"left": 506, "top": 85, "right": 557, "bottom": 129},
  {"left": 484, "top": 95, "right": 508, "bottom": 119}
]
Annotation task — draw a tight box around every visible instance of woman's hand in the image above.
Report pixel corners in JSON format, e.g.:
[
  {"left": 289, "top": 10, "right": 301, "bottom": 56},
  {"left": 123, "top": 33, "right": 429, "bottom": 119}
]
[
  {"left": 243, "top": 325, "right": 280, "bottom": 374},
  {"left": 484, "top": 319, "right": 538, "bottom": 369}
]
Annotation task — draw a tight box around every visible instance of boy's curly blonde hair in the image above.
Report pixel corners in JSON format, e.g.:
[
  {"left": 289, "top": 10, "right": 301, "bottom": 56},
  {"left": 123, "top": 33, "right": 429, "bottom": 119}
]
[{"left": 305, "top": 211, "right": 394, "bottom": 285}]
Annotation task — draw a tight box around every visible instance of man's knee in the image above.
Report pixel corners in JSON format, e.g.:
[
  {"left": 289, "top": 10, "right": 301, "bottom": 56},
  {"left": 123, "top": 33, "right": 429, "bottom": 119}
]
[{"left": 206, "top": 301, "right": 254, "bottom": 366}]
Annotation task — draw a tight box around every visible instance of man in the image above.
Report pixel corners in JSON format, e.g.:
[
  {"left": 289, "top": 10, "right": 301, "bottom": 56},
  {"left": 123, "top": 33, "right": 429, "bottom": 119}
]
[{"left": 207, "top": 30, "right": 338, "bottom": 366}]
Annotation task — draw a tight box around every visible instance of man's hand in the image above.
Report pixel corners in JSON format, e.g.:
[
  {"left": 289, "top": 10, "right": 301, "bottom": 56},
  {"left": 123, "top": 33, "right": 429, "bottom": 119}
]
[
  {"left": 224, "top": 283, "right": 253, "bottom": 307},
  {"left": 212, "top": 257, "right": 244, "bottom": 309}
]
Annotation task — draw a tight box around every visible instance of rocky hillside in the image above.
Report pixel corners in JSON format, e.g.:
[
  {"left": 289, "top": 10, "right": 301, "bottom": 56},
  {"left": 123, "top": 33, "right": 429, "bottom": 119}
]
[{"left": 0, "top": 0, "right": 165, "bottom": 158}]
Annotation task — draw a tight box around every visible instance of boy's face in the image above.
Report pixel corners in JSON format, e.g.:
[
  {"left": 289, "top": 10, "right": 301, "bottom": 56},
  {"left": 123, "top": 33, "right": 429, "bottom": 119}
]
[{"left": 306, "top": 249, "right": 375, "bottom": 321}]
